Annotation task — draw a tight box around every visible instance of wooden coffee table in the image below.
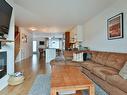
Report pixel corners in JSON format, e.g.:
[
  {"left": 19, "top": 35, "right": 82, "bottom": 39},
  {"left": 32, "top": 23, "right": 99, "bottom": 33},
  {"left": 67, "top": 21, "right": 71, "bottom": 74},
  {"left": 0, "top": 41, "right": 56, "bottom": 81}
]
[{"left": 51, "top": 65, "right": 95, "bottom": 95}]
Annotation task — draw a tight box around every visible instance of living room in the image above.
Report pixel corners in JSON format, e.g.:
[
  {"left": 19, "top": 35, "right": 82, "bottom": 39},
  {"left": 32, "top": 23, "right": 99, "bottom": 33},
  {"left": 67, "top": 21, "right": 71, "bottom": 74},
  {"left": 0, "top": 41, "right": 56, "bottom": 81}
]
[{"left": 0, "top": 0, "right": 127, "bottom": 95}]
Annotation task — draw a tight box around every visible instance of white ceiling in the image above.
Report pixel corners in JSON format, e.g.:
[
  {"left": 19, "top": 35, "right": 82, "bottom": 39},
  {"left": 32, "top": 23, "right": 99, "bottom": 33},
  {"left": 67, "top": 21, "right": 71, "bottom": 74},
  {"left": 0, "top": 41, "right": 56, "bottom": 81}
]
[{"left": 13, "top": 0, "right": 117, "bottom": 33}]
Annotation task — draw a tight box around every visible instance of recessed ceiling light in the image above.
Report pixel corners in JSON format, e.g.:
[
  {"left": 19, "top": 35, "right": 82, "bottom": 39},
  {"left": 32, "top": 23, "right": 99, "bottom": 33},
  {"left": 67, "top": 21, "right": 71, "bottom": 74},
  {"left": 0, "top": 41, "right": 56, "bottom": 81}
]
[{"left": 29, "top": 27, "right": 37, "bottom": 31}]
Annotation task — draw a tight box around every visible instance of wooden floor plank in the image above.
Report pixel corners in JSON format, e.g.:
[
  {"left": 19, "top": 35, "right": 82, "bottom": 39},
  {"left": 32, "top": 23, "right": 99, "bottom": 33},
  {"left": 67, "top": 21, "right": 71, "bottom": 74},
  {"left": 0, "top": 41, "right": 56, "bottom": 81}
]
[
  {"left": 0, "top": 55, "right": 85, "bottom": 95},
  {"left": 0, "top": 54, "right": 48, "bottom": 95}
]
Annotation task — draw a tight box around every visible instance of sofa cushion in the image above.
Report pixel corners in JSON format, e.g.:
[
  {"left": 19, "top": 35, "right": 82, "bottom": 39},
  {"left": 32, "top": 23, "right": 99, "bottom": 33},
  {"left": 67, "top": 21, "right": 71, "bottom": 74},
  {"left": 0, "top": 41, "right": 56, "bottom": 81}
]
[
  {"left": 83, "top": 62, "right": 103, "bottom": 72},
  {"left": 65, "top": 61, "right": 81, "bottom": 67},
  {"left": 86, "top": 63, "right": 103, "bottom": 72},
  {"left": 81, "top": 61, "right": 96, "bottom": 68},
  {"left": 105, "top": 53, "right": 127, "bottom": 70},
  {"left": 91, "top": 52, "right": 98, "bottom": 62},
  {"left": 119, "top": 62, "right": 127, "bottom": 79},
  {"left": 95, "top": 52, "right": 109, "bottom": 65},
  {"left": 106, "top": 75, "right": 127, "bottom": 93},
  {"left": 93, "top": 67, "right": 118, "bottom": 80}
]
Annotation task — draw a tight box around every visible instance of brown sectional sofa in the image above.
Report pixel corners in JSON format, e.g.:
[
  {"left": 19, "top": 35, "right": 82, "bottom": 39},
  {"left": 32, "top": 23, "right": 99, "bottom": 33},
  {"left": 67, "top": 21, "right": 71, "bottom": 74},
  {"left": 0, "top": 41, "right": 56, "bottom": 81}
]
[{"left": 81, "top": 51, "right": 127, "bottom": 95}]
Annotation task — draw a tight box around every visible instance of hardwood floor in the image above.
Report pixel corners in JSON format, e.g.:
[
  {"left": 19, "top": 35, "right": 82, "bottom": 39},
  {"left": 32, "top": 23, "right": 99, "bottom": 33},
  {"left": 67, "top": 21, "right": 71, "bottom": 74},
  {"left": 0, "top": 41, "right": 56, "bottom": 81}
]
[
  {"left": 0, "top": 54, "right": 82, "bottom": 95},
  {"left": 0, "top": 54, "right": 51, "bottom": 95}
]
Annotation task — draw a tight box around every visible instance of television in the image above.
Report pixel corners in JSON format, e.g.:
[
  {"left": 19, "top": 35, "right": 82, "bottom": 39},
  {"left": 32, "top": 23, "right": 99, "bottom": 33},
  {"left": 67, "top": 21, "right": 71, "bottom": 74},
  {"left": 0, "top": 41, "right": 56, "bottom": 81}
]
[
  {"left": 39, "top": 41, "right": 45, "bottom": 45},
  {"left": 0, "top": 0, "right": 13, "bottom": 39}
]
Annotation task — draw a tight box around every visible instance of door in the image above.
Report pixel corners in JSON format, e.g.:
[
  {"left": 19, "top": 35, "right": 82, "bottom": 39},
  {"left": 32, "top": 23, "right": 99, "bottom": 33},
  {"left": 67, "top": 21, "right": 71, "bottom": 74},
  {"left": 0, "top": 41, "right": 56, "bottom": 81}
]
[{"left": 33, "top": 41, "right": 37, "bottom": 53}]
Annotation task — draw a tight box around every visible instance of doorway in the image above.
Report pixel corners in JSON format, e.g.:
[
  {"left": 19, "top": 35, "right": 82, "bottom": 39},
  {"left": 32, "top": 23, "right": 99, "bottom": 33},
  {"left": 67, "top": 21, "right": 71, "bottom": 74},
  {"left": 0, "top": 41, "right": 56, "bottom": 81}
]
[{"left": 33, "top": 41, "right": 37, "bottom": 53}]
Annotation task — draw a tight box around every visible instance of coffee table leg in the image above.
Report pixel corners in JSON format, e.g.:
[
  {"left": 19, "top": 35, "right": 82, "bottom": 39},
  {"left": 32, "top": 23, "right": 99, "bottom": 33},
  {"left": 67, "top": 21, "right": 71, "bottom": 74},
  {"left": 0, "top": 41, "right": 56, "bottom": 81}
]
[
  {"left": 89, "top": 85, "right": 95, "bottom": 95},
  {"left": 51, "top": 88, "right": 57, "bottom": 95}
]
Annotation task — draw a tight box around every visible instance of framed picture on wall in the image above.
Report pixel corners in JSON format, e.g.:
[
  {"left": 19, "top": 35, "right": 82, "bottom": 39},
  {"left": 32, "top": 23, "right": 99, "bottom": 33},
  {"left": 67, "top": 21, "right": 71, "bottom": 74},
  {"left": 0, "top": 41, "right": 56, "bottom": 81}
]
[
  {"left": 21, "top": 33, "right": 27, "bottom": 43},
  {"left": 107, "top": 13, "right": 123, "bottom": 40}
]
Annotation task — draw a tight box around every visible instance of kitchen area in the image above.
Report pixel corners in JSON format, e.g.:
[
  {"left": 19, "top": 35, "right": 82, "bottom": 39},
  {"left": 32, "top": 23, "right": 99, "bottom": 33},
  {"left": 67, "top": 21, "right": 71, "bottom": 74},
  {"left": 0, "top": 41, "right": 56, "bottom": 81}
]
[{"left": 32, "top": 25, "right": 86, "bottom": 63}]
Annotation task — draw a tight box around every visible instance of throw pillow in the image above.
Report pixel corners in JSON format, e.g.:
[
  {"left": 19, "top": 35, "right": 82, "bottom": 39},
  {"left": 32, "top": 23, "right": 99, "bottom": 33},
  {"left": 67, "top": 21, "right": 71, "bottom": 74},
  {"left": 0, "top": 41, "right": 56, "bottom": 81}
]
[
  {"left": 72, "top": 52, "right": 83, "bottom": 62},
  {"left": 119, "top": 62, "right": 127, "bottom": 79},
  {"left": 78, "top": 52, "right": 83, "bottom": 62},
  {"left": 72, "top": 53, "right": 77, "bottom": 61},
  {"left": 86, "top": 53, "right": 92, "bottom": 60}
]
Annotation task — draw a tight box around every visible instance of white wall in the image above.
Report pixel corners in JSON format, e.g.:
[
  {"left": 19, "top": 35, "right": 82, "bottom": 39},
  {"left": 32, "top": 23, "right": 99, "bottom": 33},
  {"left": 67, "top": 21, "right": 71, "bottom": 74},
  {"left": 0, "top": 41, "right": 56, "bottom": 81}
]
[
  {"left": 70, "top": 25, "right": 83, "bottom": 42},
  {"left": 83, "top": 0, "right": 127, "bottom": 53},
  {"left": 0, "top": 0, "right": 14, "bottom": 90},
  {"left": 16, "top": 28, "right": 33, "bottom": 62},
  {"left": 70, "top": 25, "right": 84, "bottom": 48}
]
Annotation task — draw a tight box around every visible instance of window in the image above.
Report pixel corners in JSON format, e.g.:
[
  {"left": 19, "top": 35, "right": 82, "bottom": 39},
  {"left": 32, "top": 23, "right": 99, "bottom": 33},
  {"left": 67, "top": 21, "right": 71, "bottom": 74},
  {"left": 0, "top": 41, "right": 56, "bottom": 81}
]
[{"left": 33, "top": 41, "right": 37, "bottom": 52}]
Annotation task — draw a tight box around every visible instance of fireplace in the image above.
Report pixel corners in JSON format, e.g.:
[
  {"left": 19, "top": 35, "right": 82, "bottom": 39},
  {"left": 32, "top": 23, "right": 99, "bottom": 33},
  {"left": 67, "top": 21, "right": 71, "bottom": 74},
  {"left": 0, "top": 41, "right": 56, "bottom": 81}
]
[{"left": 0, "top": 51, "right": 7, "bottom": 79}]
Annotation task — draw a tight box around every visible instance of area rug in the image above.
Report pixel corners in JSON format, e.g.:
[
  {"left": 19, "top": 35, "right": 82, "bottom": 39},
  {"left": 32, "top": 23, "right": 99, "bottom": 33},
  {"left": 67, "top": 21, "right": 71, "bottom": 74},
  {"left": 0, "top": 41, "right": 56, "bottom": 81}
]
[
  {"left": 28, "top": 74, "right": 107, "bottom": 95},
  {"left": 28, "top": 74, "right": 51, "bottom": 95}
]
